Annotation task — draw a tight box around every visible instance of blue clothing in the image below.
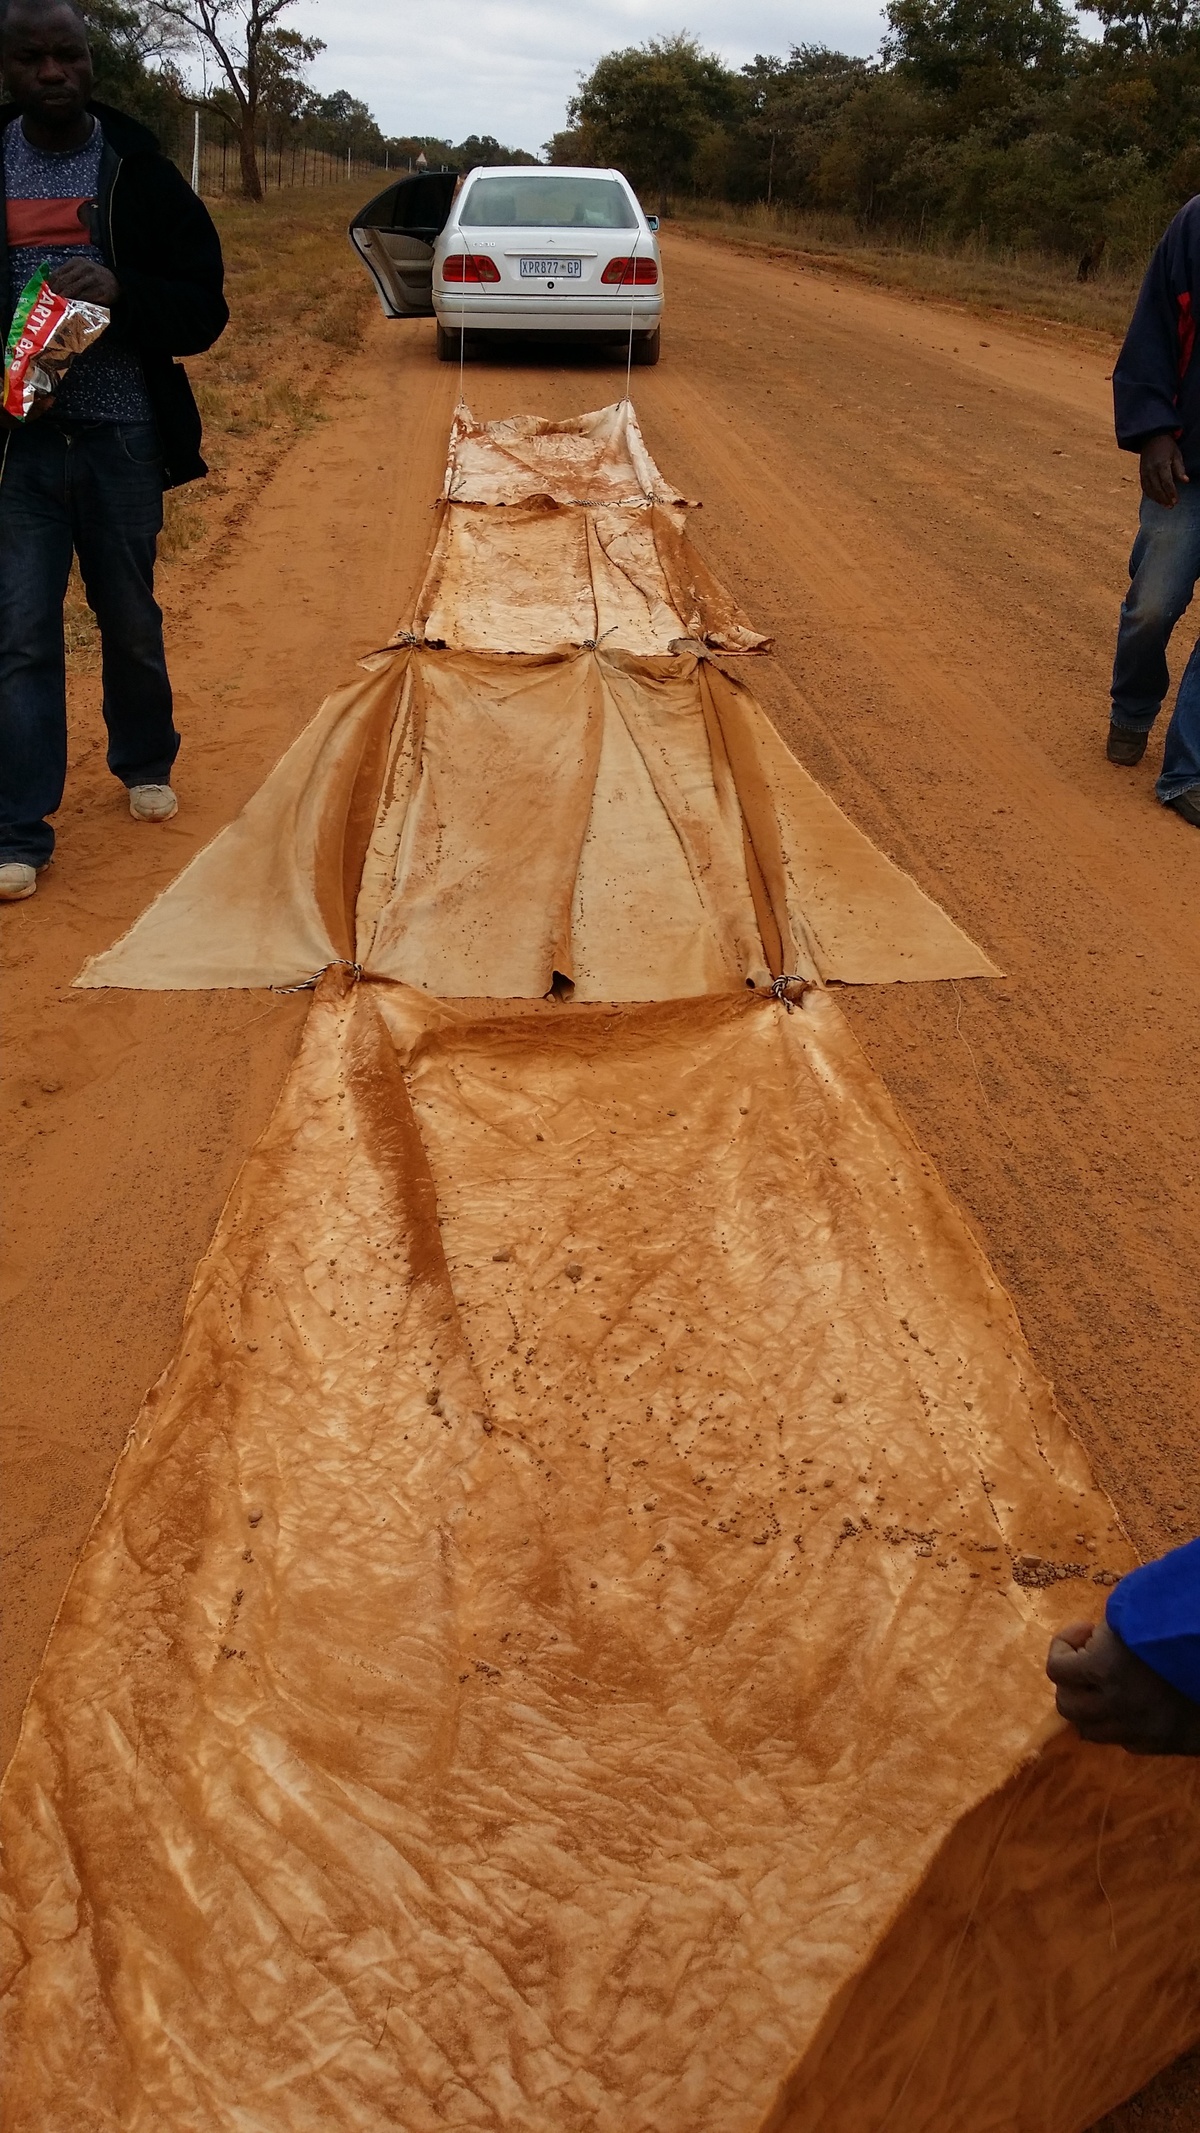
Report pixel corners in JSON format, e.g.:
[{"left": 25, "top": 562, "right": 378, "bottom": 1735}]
[
  {"left": 0, "top": 418, "right": 177, "bottom": 865},
  {"left": 1107, "top": 1537, "right": 1200, "bottom": 1706},
  {"left": 1114, "top": 196, "right": 1200, "bottom": 474},
  {"left": 1111, "top": 486, "right": 1200, "bottom": 801},
  {"left": 3, "top": 116, "right": 151, "bottom": 423}
]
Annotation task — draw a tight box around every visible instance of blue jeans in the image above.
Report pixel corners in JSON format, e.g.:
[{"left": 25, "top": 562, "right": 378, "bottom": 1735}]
[
  {"left": 1111, "top": 486, "right": 1200, "bottom": 803},
  {"left": 0, "top": 418, "right": 178, "bottom": 866}
]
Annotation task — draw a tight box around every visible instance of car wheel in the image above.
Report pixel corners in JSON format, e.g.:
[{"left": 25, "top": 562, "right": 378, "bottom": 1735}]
[
  {"left": 630, "top": 328, "right": 660, "bottom": 367},
  {"left": 436, "top": 323, "right": 462, "bottom": 364}
]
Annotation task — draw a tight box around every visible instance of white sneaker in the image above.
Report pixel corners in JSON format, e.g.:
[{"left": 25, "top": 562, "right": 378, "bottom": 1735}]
[
  {"left": 0, "top": 862, "right": 37, "bottom": 901},
  {"left": 128, "top": 784, "right": 178, "bottom": 823}
]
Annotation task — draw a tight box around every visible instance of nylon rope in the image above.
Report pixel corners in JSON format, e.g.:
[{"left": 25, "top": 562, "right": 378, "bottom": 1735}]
[
  {"left": 271, "top": 959, "right": 361, "bottom": 995},
  {"left": 623, "top": 222, "right": 641, "bottom": 408},
  {"left": 458, "top": 222, "right": 467, "bottom": 407},
  {"left": 769, "top": 973, "right": 812, "bottom": 1012}
]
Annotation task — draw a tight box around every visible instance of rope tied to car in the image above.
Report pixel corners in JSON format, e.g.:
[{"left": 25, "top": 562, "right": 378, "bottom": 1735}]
[{"left": 622, "top": 225, "right": 642, "bottom": 408}]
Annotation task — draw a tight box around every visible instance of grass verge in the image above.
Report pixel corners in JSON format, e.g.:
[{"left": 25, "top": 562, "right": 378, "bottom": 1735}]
[{"left": 66, "top": 180, "right": 376, "bottom": 661}]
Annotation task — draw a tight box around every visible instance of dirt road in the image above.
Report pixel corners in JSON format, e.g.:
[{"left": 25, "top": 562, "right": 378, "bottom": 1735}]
[
  {"left": 649, "top": 237, "right": 1200, "bottom": 1564},
  {"left": 3, "top": 227, "right": 1197, "bottom": 2124}
]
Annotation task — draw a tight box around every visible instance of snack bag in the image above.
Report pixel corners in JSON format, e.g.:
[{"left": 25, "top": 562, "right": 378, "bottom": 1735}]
[{"left": 2, "top": 267, "right": 109, "bottom": 420}]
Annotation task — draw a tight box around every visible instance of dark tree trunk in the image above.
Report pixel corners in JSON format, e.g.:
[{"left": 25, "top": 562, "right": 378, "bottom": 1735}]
[
  {"left": 238, "top": 111, "right": 262, "bottom": 200},
  {"left": 1077, "top": 235, "right": 1106, "bottom": 283}
]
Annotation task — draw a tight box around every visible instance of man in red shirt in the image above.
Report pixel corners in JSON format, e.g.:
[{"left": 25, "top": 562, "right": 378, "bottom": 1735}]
[{"left": 0, "top": 0, "right": 227, "bottom": 901}]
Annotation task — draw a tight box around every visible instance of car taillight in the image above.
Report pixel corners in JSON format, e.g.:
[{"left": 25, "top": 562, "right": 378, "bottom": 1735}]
[
  {"left": 601, "top": 257, "right": 659, "bottom": 286},
  {"left": 443, "top": 254, "right": 501, "bottom": 283}
]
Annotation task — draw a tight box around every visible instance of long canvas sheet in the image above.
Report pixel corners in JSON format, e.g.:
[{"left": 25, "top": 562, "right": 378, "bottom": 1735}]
[
  {"left": 4, "top": 403, "right": 1196, "bottom": 2130},
  {"left": 75, "top": 402, "right": 996, "bottom": 996},
  {"left": 414, "top": 502, "right": 770, "bottom": 655},
  {"left": 4, "top": 977, "right": 1196, "bottom": 2131},
  {"left": 440, "top": 400, "right": 694, "bottom": 506},
  {"left": 76, "top": 649, "right": 996, "bottom": 995}
]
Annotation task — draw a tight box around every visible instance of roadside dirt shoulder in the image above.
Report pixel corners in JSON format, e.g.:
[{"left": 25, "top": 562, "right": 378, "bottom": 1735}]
[
  {"left": 0, "top": 311, "right": 457, "bottom": 1760},
  {"left": 670, "top": 217, "right": 1132, "bottom": 352},
  {"left": 637, "top": 236, "right": 1199, "bottom": 1576}
]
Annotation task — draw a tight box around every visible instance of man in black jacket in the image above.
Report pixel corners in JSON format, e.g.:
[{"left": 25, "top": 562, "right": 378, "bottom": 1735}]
[
  {"left": 1108, "top": 198, "right": 1200, "bottom": 829},
  {"left": 0, "top": 0, "right": 227, "bottom": 901}
]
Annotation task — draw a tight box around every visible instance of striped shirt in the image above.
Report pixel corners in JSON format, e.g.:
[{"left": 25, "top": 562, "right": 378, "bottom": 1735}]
[{"left": 4, "top": 115, "right": 152, "bottom": 422}]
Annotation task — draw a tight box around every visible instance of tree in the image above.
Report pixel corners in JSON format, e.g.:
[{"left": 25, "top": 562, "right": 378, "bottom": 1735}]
[
  {"left": 259, "top": 26, "right": 325, "bottom": 129},
  {"left": 143, "top": 0, "right": 319, "bottom": 197},
  {"left": 1082, "top": 0, "right": 1200, "bottom": 50},
  {"left": 453, "top": 132, "right": 539, "bottom": 169},
  {"left": 883, "top": 0, "right": 1079, "bottom": 96},
  {"left": 739, "top": 47, "right": 872, "bottom": 204},
  {"left": 1078, "top": 0, "right": 1200, "bottom": 51},
  {"left": 566, "top": 34, "right": 739, "bottom": 212},
  {"left": 83, "top": 0, "right": 188, "bottom": 131},
  {"left": 544, "top": 125, "right": 585, "bottom": 164},
  {"left": 304, "top": 88, "right": 381, "bottom": 161}
]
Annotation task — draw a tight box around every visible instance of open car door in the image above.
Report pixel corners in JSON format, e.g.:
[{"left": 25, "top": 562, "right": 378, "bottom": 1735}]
[{"left": 349, "top": 170, "right": 459, "bottom": 319}]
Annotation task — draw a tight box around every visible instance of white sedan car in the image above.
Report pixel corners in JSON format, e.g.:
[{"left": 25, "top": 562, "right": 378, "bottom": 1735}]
[{"left": 350, "top": 165, "right": 663, "bottom": 366}]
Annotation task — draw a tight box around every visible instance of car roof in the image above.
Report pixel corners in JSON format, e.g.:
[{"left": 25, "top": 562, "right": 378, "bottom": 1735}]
[{"left": 461, "top": 166, "right": 626, "bottom": 182}]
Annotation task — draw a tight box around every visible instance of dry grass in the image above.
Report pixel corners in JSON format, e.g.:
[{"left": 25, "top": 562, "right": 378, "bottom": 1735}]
[
  {"left": 66, "top": 180, "right": 376, "bottom": 659},
  {"left": 673, "top": 201, "right": 1141, "bottom": 348}
]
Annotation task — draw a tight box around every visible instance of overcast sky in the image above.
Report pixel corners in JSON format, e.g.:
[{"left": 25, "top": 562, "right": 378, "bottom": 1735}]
[{"left": 284, "top": 0, "right": 888, "bottom": 155}]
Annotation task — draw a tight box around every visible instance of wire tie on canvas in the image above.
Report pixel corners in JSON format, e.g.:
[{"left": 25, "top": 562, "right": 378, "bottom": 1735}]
[
  {"left": 769, "top": 973, "right": 811, "bottom": 1013},
  {"left": 357, "top": 633, "right": 417, "bottom": 664},
  {"left": 272, "top": 960, "right": 361, "bottom": 995}
]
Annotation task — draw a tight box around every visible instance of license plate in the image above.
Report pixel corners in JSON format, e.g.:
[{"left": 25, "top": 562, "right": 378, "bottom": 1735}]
[{"left": 520, "top": 257, "right": 581, "bottom": 279}]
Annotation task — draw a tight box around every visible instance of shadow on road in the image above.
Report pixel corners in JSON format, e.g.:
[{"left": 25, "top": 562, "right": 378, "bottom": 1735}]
[{"left": 440, "top": 332, "right": 642, "bottom": 374}]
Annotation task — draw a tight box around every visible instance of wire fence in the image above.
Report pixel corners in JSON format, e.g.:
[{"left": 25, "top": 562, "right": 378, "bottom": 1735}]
[{"left": 170, "top": 130, "right": 394, "bottom": 197}]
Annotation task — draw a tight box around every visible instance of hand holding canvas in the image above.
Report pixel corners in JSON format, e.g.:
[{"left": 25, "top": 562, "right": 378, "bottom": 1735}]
[{"left": 1047, "top": 1618, "right": 1200, "bottom": 1755}]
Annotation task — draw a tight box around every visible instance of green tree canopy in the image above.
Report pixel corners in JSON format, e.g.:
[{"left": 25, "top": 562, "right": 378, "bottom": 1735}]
[
  {"left": 1079, "top": 0, "right": 1200, "bottom": 52},
  {"left": 565, "top": 34, "right": 740, "bottom": 209},
  {"left": 882, "top": 0, "right": 1080, "bottom": 92},
  {"left": 738, "top": 46, "right": 873, "bottom": 202},
  {"left": 454, "top": 132, "right": 539, "bottom": 169}
]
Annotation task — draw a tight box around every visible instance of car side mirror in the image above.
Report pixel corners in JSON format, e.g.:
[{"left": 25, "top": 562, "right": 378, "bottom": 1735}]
[{"left": 646, "top": 216, "right": 660, "bottom": 233}]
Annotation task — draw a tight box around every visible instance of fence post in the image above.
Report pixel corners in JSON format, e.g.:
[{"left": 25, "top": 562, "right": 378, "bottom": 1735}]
[{"left": 190, "top": 108, "right": 200, "bottom": 192}]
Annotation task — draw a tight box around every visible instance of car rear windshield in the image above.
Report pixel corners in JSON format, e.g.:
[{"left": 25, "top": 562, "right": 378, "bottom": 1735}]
[{"left": 459, "top": 176, "right": 636, "bottom": 229}]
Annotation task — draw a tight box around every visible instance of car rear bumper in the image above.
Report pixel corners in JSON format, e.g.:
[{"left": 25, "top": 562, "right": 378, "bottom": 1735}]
[{"left": 432, "top": 295, "right": 663, "bottom": 332}]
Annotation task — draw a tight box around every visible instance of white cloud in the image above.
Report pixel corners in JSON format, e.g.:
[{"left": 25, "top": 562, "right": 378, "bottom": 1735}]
[{"left": 286, "top": 0, "right": 886, "bottom": 155}]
